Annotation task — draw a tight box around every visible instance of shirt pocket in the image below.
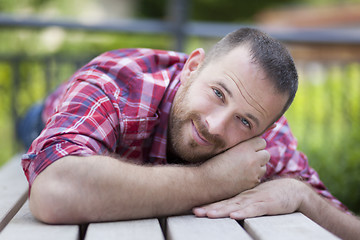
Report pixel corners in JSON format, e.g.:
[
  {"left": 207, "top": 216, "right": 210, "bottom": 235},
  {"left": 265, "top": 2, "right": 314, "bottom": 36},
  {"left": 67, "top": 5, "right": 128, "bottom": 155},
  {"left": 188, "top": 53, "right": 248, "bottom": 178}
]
[{"left": 121, "top": 113, "right": 160, "bottom": 147}]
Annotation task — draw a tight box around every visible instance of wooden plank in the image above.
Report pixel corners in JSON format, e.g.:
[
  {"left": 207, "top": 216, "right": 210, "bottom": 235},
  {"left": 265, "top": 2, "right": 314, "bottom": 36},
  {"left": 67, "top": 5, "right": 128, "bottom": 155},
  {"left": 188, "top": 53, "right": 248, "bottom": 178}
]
[
  {"left": 86, "top": 219, "right": 164, "bottom": 240},
  {"left": 166, "top": 215, "right": 252, "bottom": 240},
  {"left": 0, "top": 200, "right": 78, "bottom": 240},
  {"left": 0, "top": 154, "right": 28, "bottom": 229},
  {"left": 0, "top": 191, "right": 28, "bottom": 232},
  {"left": 244, "top": 212, "right": 340, "bottom": 240}
]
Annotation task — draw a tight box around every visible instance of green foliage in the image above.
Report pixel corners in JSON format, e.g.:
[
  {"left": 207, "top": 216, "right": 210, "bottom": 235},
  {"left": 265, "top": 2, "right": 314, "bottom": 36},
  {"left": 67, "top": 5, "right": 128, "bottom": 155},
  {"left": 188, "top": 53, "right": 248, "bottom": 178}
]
[
  {"left": 0, "top": 28, "right": 173, "bottom": 56},
  {"left": 137, "top": 0, "right": 297, "bottom": 22},
  {"left": 285, "top": 63, "right": 360, "bottom": 214},
  {"left": 300, "top": 0, "right": 360, "bottom": 7},
  {"left": 0, "top": 62, "right": 14, "bottom": 166},
  {"left": 136, "top": 0, "right": 167, "bottom": 19},
  {"left": 0, "top": 0, "right": 88, "bottom": 16},
  {"left": 189, "top": 0, "right": 296, "bottom": 22}
]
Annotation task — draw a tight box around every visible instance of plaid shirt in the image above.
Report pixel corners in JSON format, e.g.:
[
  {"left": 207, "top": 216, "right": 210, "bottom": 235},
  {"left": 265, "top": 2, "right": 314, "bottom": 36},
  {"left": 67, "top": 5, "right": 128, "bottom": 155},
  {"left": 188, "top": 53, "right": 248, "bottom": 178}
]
[{"left": 21, "top": 48, "right": 347, "bottom": 212}]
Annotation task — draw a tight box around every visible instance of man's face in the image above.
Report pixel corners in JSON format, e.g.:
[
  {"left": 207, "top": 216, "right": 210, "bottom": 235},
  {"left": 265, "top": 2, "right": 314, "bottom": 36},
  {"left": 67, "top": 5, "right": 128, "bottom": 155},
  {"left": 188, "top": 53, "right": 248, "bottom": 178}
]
[{"left": 168, "top": 45, "right": 288, "bottom": 163}]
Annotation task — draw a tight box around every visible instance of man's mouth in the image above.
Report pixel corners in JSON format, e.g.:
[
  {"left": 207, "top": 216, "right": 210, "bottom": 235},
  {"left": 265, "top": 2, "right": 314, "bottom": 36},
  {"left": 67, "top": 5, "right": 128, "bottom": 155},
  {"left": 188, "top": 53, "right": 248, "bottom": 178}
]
[{"left": 191, "top": 120, "right": 211, "bottom": 146}]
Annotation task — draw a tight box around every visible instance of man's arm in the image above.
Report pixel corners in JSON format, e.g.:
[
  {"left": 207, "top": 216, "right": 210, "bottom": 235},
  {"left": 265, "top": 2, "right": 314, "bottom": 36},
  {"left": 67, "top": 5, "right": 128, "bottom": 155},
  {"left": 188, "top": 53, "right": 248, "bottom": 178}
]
[
  {"left": 299, "top": 179, "right": 360, "bottom": 240},
  {"left": 29, "top": 137, "right": 269, "bottom": 224},
  {"left": 193, "top": 178, "right": 360, "bottom": 240}
]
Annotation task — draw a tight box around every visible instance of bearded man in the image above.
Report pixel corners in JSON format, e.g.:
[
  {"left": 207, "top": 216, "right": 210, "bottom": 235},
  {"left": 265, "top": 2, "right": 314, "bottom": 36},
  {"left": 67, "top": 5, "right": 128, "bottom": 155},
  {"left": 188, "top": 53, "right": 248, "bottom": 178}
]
[{"left": 20, "top": 28, "right": 359, "bottom": 239}]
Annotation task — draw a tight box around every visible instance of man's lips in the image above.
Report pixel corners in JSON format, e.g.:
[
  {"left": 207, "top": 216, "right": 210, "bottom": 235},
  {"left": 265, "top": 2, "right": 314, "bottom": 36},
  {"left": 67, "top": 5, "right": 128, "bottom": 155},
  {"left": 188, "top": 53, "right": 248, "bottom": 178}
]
[{"left": 191, "top": 120, "right": 211, "bottom": 146}]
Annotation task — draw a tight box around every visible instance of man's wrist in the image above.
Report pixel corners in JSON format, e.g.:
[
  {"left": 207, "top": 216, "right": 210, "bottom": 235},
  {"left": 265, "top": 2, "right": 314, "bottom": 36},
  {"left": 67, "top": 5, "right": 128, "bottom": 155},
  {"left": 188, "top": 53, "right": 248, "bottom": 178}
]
[
  {"left": 297, "top": 180, "right": 320, "bottom": 214},
  {"left": 195, "top": 160, "right": 235, "bottom": 202}
]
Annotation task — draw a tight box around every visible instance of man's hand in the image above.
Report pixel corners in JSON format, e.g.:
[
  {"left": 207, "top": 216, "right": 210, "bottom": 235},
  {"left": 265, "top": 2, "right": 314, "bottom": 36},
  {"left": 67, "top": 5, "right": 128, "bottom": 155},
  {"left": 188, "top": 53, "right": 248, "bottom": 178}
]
[
  {"left": 194, "top": 178, "right": 360, "bottom": 240},
  {"left": 193, "top": 178, "right": 304, "bottom": 219},
  {"left": 199, "top": 136, "right": 270, "bottom": 198}
]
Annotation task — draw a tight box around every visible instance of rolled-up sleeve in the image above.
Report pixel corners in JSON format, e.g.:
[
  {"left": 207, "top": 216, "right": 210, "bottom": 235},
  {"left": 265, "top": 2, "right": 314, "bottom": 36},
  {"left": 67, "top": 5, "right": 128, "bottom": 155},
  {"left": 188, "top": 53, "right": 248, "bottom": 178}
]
[{"left": 22, "top": 78, "right": 120, "bottom": 186}]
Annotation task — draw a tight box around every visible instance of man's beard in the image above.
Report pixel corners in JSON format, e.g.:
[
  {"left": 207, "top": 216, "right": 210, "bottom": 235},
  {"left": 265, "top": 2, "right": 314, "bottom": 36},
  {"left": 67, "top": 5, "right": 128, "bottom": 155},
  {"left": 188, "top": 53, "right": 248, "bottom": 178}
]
[{"left": 167, "top": 80, "right": 226, "bottom": 163}]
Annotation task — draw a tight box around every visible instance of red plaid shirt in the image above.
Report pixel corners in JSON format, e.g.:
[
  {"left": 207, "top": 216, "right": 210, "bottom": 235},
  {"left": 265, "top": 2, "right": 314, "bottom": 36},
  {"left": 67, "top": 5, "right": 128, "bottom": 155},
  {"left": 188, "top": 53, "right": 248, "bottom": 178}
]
[{"left": 21, "top": 48, "right": 347, "bottom": 211}]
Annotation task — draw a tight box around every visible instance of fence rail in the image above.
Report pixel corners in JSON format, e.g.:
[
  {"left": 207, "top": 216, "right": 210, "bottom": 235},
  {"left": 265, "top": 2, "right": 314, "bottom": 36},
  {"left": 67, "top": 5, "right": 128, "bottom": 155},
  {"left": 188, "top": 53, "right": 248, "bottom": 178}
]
[{"left": 2, "top": 13, "right": 360, "bottom": 48}]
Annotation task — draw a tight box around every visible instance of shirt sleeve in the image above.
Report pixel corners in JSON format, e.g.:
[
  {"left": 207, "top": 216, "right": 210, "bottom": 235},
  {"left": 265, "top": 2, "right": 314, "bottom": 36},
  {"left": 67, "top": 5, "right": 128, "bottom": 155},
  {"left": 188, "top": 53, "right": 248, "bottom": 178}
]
[
  {"left": 22, "top": 79, "right": 120, "bottom": 186},
  {"left": 263, "top": 116, "right": 348, "bottom": 212}
]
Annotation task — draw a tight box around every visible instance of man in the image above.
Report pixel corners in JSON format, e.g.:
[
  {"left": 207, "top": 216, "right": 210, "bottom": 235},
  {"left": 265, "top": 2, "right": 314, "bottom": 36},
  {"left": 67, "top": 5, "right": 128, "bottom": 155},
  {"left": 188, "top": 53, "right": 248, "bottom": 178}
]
[{"left": 21, "top": 28, "right": 359, "bottom": 239}]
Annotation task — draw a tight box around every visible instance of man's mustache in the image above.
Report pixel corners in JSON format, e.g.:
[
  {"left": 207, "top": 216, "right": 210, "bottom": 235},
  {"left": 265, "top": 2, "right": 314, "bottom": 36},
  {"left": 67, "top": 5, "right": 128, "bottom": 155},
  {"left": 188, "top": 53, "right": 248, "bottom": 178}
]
[{"left": 191, "top": 113, "right": 226, "bottom": 149}]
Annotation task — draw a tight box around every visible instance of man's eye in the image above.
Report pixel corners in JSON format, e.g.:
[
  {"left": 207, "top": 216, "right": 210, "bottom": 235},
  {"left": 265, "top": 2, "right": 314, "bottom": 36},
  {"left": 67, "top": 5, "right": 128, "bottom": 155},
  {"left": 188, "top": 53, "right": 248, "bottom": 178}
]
[
  {"left": 213, "top": 88, "right": 224, "bottom": 100},
  {"left": 240, "top": 118, "right": 251, "bottom": 128}
]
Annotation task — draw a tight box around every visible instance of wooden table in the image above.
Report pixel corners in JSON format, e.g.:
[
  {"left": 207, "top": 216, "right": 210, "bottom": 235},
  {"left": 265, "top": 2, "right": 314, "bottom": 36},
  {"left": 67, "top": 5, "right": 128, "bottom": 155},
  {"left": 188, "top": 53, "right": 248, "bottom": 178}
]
[{"left": 0, "top": 155, "right": 340, "bottom": 240}]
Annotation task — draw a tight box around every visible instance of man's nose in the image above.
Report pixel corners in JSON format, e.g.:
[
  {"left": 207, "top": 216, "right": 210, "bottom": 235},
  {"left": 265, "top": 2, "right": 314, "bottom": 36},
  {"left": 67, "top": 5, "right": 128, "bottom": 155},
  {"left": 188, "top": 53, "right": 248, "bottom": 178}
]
[{"left": 205, "top": 112, "right": 229, "bottom": 136}]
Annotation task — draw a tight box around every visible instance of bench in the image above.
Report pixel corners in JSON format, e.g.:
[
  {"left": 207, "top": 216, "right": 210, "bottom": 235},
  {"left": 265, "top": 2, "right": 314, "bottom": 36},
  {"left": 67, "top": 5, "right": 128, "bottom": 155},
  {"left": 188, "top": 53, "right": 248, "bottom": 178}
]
[{"left": 0, "top": 155, "right": 340, "bottom": 240}]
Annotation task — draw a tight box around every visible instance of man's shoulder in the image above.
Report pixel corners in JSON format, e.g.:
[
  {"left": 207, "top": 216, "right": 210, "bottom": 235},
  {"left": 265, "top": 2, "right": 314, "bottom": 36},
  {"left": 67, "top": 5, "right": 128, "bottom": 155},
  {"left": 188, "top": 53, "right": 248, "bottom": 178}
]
[
  {"left": 94, "top": 48, "right": 189, "bottom": 65},
  {"left": 77, "top": 48, "right": 188, "bottom": 83}
]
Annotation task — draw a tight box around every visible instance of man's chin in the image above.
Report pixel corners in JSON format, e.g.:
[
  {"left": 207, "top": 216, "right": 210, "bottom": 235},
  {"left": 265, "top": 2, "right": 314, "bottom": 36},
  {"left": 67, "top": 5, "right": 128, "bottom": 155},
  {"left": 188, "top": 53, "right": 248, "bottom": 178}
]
[
  {"left": 167, "top": 137, "right": 222, "bottom": 164},
  {"left": 179, "top": 150, "right": 218, "bottom": 165},
  {"left": 168, "top": 149, "right": 210, "bottom": 165},
  {"left": 185, "top": 148, "right": 228, "bottom": 164},
  {"left": 182, "top": 157, "right": 207, "bottom": 165}
]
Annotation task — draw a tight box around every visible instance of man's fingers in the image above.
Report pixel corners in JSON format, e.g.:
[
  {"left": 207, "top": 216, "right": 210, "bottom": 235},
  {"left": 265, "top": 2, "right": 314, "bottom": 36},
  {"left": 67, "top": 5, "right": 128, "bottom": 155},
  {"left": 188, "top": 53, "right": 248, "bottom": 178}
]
[
  {"left": 193, "top": 198, "right": 236, "bottom": 217},
  {"left": 194, "top": 196, "right": 255, "bottom": 218},
  {"left": 192, "top": 207, "right": 207, "bottom": 217},
  {"left": 195, "top": 179, "right": 303, "bottom": 221},
  {"left": 249, "top": 137, "right": 267, "bottom": 151},
  {"left": 257, "top": 150, "right": 269, "bottom": 180},
  {"left": 193, "top": 205, "right": 221, "bottom": 217},
  {"left": 206, "top": 204, "right": 246, "bottom": 218},
  {"left": 242, "top": 137, "right": 266, "bottom": 151},
  {"left": 229, "top": 202, "right": 268, "bottom": 220},
  {"left": 257, "top": 149, "right": 270, "bottom": 166},
  {"left": 259, "top": 165, "right": 267, "bottom": 181},
  {"left": 195, "top": 200, "right": 269, "bottom": 219},
  {"left": 193, "top": 203, "right": 226, "bottom": 217},
  {"left": 194, "top": 203, "right": 245, "bottom": 219}
]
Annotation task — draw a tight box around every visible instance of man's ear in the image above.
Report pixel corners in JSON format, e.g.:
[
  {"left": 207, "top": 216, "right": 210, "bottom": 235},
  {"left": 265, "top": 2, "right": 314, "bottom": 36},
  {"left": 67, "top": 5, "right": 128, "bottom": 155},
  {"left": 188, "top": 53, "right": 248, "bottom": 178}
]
[{"left": 180, "top": 48, "right": 205, "bottom": 85}]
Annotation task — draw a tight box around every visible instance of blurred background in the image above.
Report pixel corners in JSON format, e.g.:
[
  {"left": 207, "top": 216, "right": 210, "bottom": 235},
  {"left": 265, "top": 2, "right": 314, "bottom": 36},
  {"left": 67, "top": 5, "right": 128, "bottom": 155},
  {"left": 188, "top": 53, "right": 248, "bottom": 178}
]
[{"left": 0, "top": 0, "right": 359, "bottom": 214}]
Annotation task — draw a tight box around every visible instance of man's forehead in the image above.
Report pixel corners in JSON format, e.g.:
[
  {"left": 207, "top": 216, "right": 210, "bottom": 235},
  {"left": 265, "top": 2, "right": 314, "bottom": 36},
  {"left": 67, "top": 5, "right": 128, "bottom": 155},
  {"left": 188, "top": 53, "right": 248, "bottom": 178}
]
[
  {"left": 208, "top": 48, "right": 286, "bottom": 131},
  {"left": 218, "top": 50, "right": 269, "bottom": 116}
]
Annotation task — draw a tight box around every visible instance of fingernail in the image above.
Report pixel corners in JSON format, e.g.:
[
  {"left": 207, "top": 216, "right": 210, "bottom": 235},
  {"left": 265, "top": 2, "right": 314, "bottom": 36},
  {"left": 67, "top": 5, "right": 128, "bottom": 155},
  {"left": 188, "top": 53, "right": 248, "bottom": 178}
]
[{"left": 194, "top": 208, "right": 206, "bottom": 215}]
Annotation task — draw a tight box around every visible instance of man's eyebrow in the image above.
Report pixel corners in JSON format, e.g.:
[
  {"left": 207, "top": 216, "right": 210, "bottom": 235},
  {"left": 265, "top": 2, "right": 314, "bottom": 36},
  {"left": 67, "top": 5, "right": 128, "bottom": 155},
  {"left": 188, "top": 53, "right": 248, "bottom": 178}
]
[{"left": 217, "top": 81, "right": 233, "bottom": 98}]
